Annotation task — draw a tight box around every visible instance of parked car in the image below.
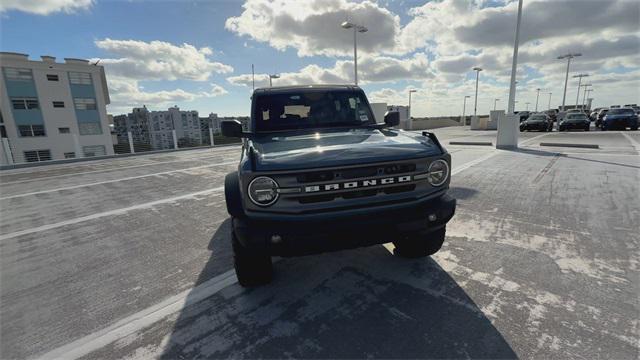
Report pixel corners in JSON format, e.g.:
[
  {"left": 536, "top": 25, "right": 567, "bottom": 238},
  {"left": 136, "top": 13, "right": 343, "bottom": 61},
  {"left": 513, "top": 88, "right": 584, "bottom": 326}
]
[
  {"left": 517, "top": 111, "right": 531, "bottom": 122},
  {"left": 602, "top": 108, "right": 639, "bottom": 131},
  {"left": 595, "top": 108, "right": 609, "bottom": 128},
  {"left": 520, "top": 113, "right": 553, "bottom": 132},
  {"left": 559, "top": 113, "right": 590, "bottom": 131},
  {"left": 221, "top": 85, "right": 456, "bottom": 286}
]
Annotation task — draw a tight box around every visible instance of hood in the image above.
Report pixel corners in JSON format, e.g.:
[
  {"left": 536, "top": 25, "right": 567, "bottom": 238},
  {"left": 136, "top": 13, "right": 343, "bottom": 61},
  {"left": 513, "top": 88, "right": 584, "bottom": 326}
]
[{"left": 249, "top": 128, "right": 442, "bottom": 171}]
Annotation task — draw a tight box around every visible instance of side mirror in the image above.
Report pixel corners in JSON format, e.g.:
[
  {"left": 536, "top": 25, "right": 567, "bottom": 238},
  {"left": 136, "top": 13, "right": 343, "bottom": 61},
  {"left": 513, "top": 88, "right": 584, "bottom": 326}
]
[
  {"left": 221, "top": 120, "right": 244, "bottom": 138},
  {"left": 384, "top": 111, "right": 400, "bottom": 127}
]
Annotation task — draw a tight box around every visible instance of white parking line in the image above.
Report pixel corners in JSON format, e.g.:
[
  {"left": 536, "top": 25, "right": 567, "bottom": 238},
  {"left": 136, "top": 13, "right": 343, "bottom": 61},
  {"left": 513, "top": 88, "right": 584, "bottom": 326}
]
[
  {"left": 36, "top": 269, "right": 239, "bottom": 360},
  {"left": 0, "top": 187, "right": 224, "bottom": 242},
  {"left": 621, "top": 132, "right": 640, "bottom": 151},
  {"left": 0, "top": 162, "right": 236, "bottom": 200}
]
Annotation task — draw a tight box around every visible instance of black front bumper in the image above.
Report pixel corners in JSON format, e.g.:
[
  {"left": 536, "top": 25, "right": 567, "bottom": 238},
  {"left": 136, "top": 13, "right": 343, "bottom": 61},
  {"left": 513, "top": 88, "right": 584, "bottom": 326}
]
[
  {"left": 521, "top": 123, "right": 548, "bottom": 131},
  {"left": 560, "top": 122, "right": 589, "bottom": 130},
  {"left": 233, "top": 192, "right": 456, "bottom": 256}
]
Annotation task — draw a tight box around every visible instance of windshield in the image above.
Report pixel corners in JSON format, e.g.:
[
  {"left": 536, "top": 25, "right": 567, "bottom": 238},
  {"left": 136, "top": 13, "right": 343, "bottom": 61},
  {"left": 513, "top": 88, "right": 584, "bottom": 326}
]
[
  {"left": 253, "top": 90, "right": 375, "bottom": 132},
  {"left": 529, "top": 115, "right": 546, "bottom": 120},
  {"left": 608, "top": 108, "right": 635, "bottom": 115},
  {"left": 567, "top": 114, "right": 587, "bottom": 120}
]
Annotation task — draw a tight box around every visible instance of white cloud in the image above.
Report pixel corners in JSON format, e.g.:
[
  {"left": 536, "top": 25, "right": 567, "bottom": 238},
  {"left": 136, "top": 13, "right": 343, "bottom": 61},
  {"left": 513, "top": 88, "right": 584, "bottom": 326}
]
[
  {"left": 107, "top": 78, "right": 228, "bottom": 113},
  {"left": 225, "top": 0, "right": 400, "bottom": 57},
  {"left": 227, "top": 53, "right": 433, "bottom": 88},
  {"left": 0, "top": 0, "right": 92, "bottom": 15},
  {"left": 95, "top": 38, "right": 233, "bottom": 81}
]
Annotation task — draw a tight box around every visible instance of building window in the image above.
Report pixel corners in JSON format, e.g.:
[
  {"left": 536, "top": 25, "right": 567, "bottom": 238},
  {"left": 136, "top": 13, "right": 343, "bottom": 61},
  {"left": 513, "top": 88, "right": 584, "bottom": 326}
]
[
  {"left": 64, "top": 152, "right": 76, "bottom": 159},
  {"left": 24, "top": 150, "right": 51, "bottom": 162},
  {"left": 83, "top": 145, "right": 106, "bottom": 157},
  {"left": 53, "top": 101, "right": 65, "bottom": 108},
  {"left": 74, "top": 98, "right": 97, "bottom": 110},
  {"left": 18, "top": 125, "right": 46, "bottom": 137},
  {"left": 4, "top": 68, "right": 33, "bottom": 81},
  {"left": 47, "top": 74, "right": 59, "bottom": 81},
  {"left": 58, "top": 127, "right": 70, "bottom": 134},
  {"left": 69, "top": 72, "right": 92, "bottom": 85},
  {"left": 11, "top": 98, "right": 39, "bottom": 110},
  {"left": 78, "top": 122, "right": 102, "bottom": 135}
]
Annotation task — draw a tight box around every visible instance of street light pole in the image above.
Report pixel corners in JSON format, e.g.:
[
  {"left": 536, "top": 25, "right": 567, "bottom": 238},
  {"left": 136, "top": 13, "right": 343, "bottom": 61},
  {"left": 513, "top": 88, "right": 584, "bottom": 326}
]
[
  {"left": 268, "top": 74, "right": 280, "bottom": 87},
  {"left": 557, "top": 52, "right": 582, "bottom": 111},
  {"left": 462, "top": 95, "right": 470, "bottom": 125},
  {"left": 573, "top": 74, "right": 589, "bottom": 108},
  {"left": 583, "top": 87, "right": 593, "bottom": 109},
  {"left": 494, "top": 98, "right": 500, "bottom": 111},
  {"left": 547, "top": 92, "right": 552, "bottom": 110},
  {"left": 580, "top": 83, "right": 592, "bottom": 109},
  {"left": 535, "top": 88, "right": 541, "bottom": 112},
  {"left": 407, "top": 89, "right": 416, "bottom": 129},
  {"left": 473, "top": 67, "right": 483, "bottom": 117},
  {"left": 341, "top": 21, "right": 368, "bottom": 86}
]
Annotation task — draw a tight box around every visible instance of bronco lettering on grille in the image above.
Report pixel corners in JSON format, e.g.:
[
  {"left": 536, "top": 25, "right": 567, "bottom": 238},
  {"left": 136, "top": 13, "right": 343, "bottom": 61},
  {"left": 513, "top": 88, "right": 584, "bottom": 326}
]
[{"left": 304, "top": 175, "right": 412, "bottom": 193}]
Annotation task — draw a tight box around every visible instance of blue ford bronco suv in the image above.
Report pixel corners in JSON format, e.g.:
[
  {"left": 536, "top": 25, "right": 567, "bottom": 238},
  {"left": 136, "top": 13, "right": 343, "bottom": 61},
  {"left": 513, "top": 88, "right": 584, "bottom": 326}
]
[{"left": 221, "top": 85, "right": 456, "bottom": 286}]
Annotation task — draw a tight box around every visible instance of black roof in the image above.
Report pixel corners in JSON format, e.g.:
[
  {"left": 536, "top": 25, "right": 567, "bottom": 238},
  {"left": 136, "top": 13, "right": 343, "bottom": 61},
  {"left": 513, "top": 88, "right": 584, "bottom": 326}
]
[{"left": 253, "top": 84, "right": 361, "bottom": 94}]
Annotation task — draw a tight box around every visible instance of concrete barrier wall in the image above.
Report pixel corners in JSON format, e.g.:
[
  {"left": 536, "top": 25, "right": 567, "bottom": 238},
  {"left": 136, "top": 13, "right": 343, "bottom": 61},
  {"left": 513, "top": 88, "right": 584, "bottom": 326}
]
[{"left": 411, "top": 117, "right": 463, "bottom": 130}]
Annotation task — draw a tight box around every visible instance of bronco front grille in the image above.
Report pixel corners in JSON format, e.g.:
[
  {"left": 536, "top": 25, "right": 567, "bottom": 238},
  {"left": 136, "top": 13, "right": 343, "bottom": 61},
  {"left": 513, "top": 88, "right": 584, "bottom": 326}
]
[
  {"left": 296, "top": 163, "right": 416, "bottom": 183},
  {"left": 296, "top": 184, "right": 416, "bottom": 204}
]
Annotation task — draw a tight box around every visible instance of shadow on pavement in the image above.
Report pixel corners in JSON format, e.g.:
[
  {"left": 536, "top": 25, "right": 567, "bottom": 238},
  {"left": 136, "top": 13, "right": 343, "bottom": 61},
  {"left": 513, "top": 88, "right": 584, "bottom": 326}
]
[
  {"left": 449, "top": 186, "right": 479, "bottom": 200},
  {"left": 158, "top": 221, "right": 516, "bottom": 359}
]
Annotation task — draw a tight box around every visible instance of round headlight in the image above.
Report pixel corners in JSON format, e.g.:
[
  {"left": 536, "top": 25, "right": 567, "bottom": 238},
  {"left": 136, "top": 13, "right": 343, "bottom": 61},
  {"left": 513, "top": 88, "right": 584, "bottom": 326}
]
[
  {"left": 427, "top": 159, "right": 449, "bottom": 187},
  {"left": 248, "top": 176, "right": 279, "bottom": 206}
]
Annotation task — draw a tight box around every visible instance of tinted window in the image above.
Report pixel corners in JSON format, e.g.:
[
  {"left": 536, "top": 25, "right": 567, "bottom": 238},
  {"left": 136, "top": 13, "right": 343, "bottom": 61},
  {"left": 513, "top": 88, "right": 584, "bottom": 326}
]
[
  {"left": 608, "top": 108, "right": 634, "bottom": 115},
  {"left": 253, "top": 90, "right": 375, "bottom": 132},
  {"left": 567, "top": 114, "right": 586, "bottom": 119},
  {"left": 529, "top": 115, "right": 546, "bottom": 120}
]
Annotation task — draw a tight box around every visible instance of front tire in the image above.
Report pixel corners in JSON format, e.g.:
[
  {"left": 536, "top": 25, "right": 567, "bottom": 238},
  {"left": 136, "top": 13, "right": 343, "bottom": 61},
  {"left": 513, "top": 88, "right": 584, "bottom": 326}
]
[
  {"left": 232, "top": 230, "right": 273, "bottom": 287},
  {"left": 393, "top": 227, "right": 446, "bottom": 258}
]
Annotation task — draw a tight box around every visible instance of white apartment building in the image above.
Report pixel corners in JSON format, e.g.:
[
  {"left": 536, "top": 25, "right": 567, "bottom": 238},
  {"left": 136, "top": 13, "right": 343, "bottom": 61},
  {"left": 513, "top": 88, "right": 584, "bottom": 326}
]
[
  {"left": 149, "top": 106, "right": 202, "bottom": 150},
  {"left": 0, "top": 52, "right": 115, "bottom": 165}
]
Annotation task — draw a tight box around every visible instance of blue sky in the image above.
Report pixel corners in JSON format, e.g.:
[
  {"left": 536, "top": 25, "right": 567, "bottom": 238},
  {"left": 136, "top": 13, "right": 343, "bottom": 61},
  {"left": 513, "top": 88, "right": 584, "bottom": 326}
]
[{"left": 1, "top": 0, "right": 638, "bottom": 116}]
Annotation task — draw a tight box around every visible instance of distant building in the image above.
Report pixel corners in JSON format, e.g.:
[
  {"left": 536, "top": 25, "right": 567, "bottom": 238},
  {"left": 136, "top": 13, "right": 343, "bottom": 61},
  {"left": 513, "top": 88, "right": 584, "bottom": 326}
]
[
  {"left": 149, "top": 106, "right": 201, "bottom": 149},
  {"left": 113, "top": 106, "right": 151, "bottom": 146},
  {"left": 0, "top": 52, "right": 115, "bottom": 164},
  {"left": 199, "top": 113, "right": 220, "bottom": 144}
]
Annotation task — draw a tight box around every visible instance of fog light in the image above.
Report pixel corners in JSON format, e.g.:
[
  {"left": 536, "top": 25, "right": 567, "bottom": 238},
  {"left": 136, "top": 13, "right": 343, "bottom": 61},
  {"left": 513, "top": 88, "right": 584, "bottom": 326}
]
[
  {"left": 270, "top": 235, "right": 282, "bottom": 244},
  {"left": 428, "top": 214, "right": 437, "bottom": 222}
]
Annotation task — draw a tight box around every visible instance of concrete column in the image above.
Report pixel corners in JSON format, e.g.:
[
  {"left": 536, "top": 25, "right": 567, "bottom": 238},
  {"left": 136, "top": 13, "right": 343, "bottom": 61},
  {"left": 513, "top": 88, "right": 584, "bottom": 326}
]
[
  {"left": 172, "top": 130, "right": 178, "bottom": 149},
  {"left": 127, "top": 131, "right": 135, "bottom": 154},
  {"left": 496, "top": 114, "right": 519, "bottom": 149},
  {"left": 209, "top": 128, "right": 215, "bottom": 147},
  {"left": 72, "top": 134, "right": 84, "bottom": 158},
  {"left": 1, "top": 138, "right": 14, "bottom": 165}
]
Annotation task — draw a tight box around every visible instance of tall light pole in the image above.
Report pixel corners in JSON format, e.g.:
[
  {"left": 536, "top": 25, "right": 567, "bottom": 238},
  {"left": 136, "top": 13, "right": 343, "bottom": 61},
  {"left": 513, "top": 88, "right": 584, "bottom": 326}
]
[
  {"left": 557, "top": 52, "right": 582, "bottom": 111},
  {"left": 473, "top": 67, "right": 483, "bottom": 117},
  {"left": 341, "top": 21, "right": 368, "bottom": 86},
  {"left": 497, "top": 0, "right": 522, "bottom": 150},
  {"left": 462, "top": 95, "right": 470, "bottom": 125},
  {"left": 580, "top": 83, "right": 592, "bottom": 109},
  {"left": 407, "top": 89, "right": 417, "bottom": 129},
  {"left": 535, "top": 88, "right": 541, "bottom": 112},
  {"left": 494, "top": 98, "right": 500, "bottom": 111},
  {"left": 268, "top": 74, "right": 280, "bottom": 87},
  {"left": 573, "top": 73, "right": 589, "bottom": 108},
  {"left": 583, "top": 87, "right": 593, "bottom": 109},
  {"left": 547, "top": 92, "right": 552, "bottom": 110}
]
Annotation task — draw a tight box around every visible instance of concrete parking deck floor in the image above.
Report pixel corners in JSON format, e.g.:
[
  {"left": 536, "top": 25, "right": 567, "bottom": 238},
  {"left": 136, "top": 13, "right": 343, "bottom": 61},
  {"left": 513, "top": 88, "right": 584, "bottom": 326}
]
[{"left": 1, "top": 127, "right": 638, "bottom": 359}]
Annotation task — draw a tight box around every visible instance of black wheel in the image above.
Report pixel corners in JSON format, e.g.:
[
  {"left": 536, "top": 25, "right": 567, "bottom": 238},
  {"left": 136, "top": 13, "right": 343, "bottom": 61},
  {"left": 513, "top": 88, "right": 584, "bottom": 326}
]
[
  {"left": 631, "top": 126, "right": 638, "bottom": 131},
  {"left": 232, "top": 230, "right": 273, "bottom": 287},
  {"left": 225, "top": 172, "right": 244, "bottom": 218},
  {"left": 393, "top": 227, "right": 446, "bottom": 258}
]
